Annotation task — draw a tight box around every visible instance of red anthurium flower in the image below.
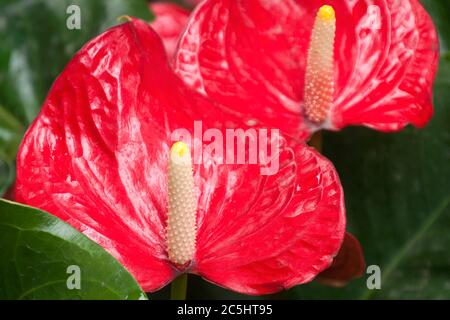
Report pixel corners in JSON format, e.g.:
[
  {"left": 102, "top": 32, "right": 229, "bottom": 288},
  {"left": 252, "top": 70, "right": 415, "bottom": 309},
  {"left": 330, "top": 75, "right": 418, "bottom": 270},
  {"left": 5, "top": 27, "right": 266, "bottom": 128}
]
[
  {"left": 149, "top": 2, "right": 190, "bottom": 58},
  {"left": 148, "top": 1, "right": 367, "bottom": 288},
  {"left": 15, "top": 19, "right": 346, "bottom": 295},
  {"left": 173, "top": 0, "right": 439, "bottom": 140}
]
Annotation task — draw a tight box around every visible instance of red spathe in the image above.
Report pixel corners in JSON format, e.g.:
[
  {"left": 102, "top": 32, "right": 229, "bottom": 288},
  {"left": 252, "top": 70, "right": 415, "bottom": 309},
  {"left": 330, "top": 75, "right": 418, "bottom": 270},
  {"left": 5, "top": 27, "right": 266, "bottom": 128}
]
[
  {"left": 149, "top": 2, "right": 190, "bottom": 58},
  {"left": 174, "top": 0, "right": 439, "bottom": 140},
  {"left": 15, "top": 20, "right": 345, "bottom": 295}
]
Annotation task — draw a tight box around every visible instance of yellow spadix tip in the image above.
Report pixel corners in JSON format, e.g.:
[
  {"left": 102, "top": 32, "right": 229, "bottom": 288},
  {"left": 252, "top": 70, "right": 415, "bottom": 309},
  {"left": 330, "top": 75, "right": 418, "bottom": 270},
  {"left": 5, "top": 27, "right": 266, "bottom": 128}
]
[
  {"left": 317, "top": 5, "right": 335, "bottom": 21},
  {"left": 171, "top": 141, "right": 189, "bottom": 158}
]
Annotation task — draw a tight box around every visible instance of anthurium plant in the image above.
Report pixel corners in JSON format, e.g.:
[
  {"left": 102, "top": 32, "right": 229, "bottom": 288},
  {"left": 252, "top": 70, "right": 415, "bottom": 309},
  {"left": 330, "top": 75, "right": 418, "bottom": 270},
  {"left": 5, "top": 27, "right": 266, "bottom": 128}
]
[{"left": 0, "top": 0, "right": 448, "bottom": 300}]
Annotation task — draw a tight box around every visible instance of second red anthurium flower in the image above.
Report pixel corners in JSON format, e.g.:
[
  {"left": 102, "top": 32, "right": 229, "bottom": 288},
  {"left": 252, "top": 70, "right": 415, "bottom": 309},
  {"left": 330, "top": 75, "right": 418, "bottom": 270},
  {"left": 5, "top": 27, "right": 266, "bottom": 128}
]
[
  {"left": 173, "top": 0, "right": 439, "bottom": 140},
  {"left": 15, "top": 19, "right": 346, "bottom": 295}
]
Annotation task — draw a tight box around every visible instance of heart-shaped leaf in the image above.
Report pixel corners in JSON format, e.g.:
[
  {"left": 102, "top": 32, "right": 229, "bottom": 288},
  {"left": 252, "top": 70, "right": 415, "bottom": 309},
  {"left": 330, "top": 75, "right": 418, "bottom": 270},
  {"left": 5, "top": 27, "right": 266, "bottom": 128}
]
[{"left": 0, "top": 199, "right": 147, "bottom": 299}]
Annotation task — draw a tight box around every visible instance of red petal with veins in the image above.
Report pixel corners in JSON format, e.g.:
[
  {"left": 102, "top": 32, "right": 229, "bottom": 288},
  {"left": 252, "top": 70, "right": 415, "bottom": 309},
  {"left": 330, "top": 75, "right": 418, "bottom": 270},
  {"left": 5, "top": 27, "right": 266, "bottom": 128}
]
[
  {"left": 149, "top": 2, "right": 190, "bottom": 58},
  {"left": 174, "top": 0, "right": 439, "bottom": 139},
  {"left": 15, "top": 19, "right": 345, "bottom": 294},
  {"left": 317, "top": 232, "right": 366, "bottom": 287},
  {"left": 195, "top": 143, "right": 345, "bottom": 294}
]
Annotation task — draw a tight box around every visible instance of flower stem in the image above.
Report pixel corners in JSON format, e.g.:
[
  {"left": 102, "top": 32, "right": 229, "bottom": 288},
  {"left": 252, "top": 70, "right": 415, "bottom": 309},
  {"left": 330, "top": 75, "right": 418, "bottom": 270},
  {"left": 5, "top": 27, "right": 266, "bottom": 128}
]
[
  {"left": 171, "top": 273, "right": 188, "bottom": 300},
  {"left": 309, "top": 131, "right": 323, "bottom": 153}
]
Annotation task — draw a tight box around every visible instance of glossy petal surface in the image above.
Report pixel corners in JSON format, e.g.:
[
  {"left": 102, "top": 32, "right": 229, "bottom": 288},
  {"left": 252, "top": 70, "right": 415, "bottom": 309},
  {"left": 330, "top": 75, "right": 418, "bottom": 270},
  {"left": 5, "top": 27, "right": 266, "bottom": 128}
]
[
  {"left": 195, "top": 143, "right": 346, "bottom": 294},
  {"left": 149, "top": 2, "right": 190, "bottom": 58},
  {"left": 174, "top": 0, "right": 439, "bottom": 139},
  {"left": 16, "top": 20, "right": 345, "bottom": 294}
]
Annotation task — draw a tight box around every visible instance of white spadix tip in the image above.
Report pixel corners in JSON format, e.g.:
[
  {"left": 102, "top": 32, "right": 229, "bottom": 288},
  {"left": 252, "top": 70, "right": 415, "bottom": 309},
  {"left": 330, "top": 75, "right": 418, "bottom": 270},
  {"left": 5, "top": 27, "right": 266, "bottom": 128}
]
[
  {"left": 304, "top": 5, "right": 336, "bottom": 123},
  {"left": 167, "top": 141, "right": 197, "bottom": 265}
]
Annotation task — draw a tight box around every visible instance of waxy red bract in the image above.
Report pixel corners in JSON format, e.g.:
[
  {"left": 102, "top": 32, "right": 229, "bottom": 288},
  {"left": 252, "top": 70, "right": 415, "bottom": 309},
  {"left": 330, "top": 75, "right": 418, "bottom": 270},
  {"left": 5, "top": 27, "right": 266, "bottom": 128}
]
[
  {"left": 173, "top": 0, "right": 439, "bottom": 140},
  {"left": 15, "top": 19, "right": 345, "bottom": 295},
  {"left": 149, "top": 2, "right": 190, "bottom": 58}
]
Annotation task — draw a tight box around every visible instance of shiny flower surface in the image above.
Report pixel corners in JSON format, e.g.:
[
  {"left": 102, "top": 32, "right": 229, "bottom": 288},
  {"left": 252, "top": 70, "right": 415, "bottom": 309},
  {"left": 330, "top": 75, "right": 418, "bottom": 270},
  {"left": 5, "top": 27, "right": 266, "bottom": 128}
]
[
  {"left": 15, "top": 19, "right": 346, "bottom": 295},
  {"left": 173, "top": 0, "right": 439, "bottom": 140}
]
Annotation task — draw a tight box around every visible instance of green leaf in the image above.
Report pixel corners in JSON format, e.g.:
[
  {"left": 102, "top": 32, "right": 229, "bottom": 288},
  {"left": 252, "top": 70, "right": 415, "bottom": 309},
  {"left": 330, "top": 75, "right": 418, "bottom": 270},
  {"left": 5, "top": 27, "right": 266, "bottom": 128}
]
[
  {"left": 0, "top": 199, "right": 147, "bottom": 300},
  {"left": 0, "top": 0, "right": 153, "bottom": 194}
]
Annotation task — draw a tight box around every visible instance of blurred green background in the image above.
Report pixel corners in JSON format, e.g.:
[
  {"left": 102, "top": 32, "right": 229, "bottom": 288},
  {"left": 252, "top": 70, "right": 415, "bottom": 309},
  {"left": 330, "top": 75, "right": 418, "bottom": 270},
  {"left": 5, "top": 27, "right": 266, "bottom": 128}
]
[{"left": 0, "top": 0, "right": 449, "bottom": 299}]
